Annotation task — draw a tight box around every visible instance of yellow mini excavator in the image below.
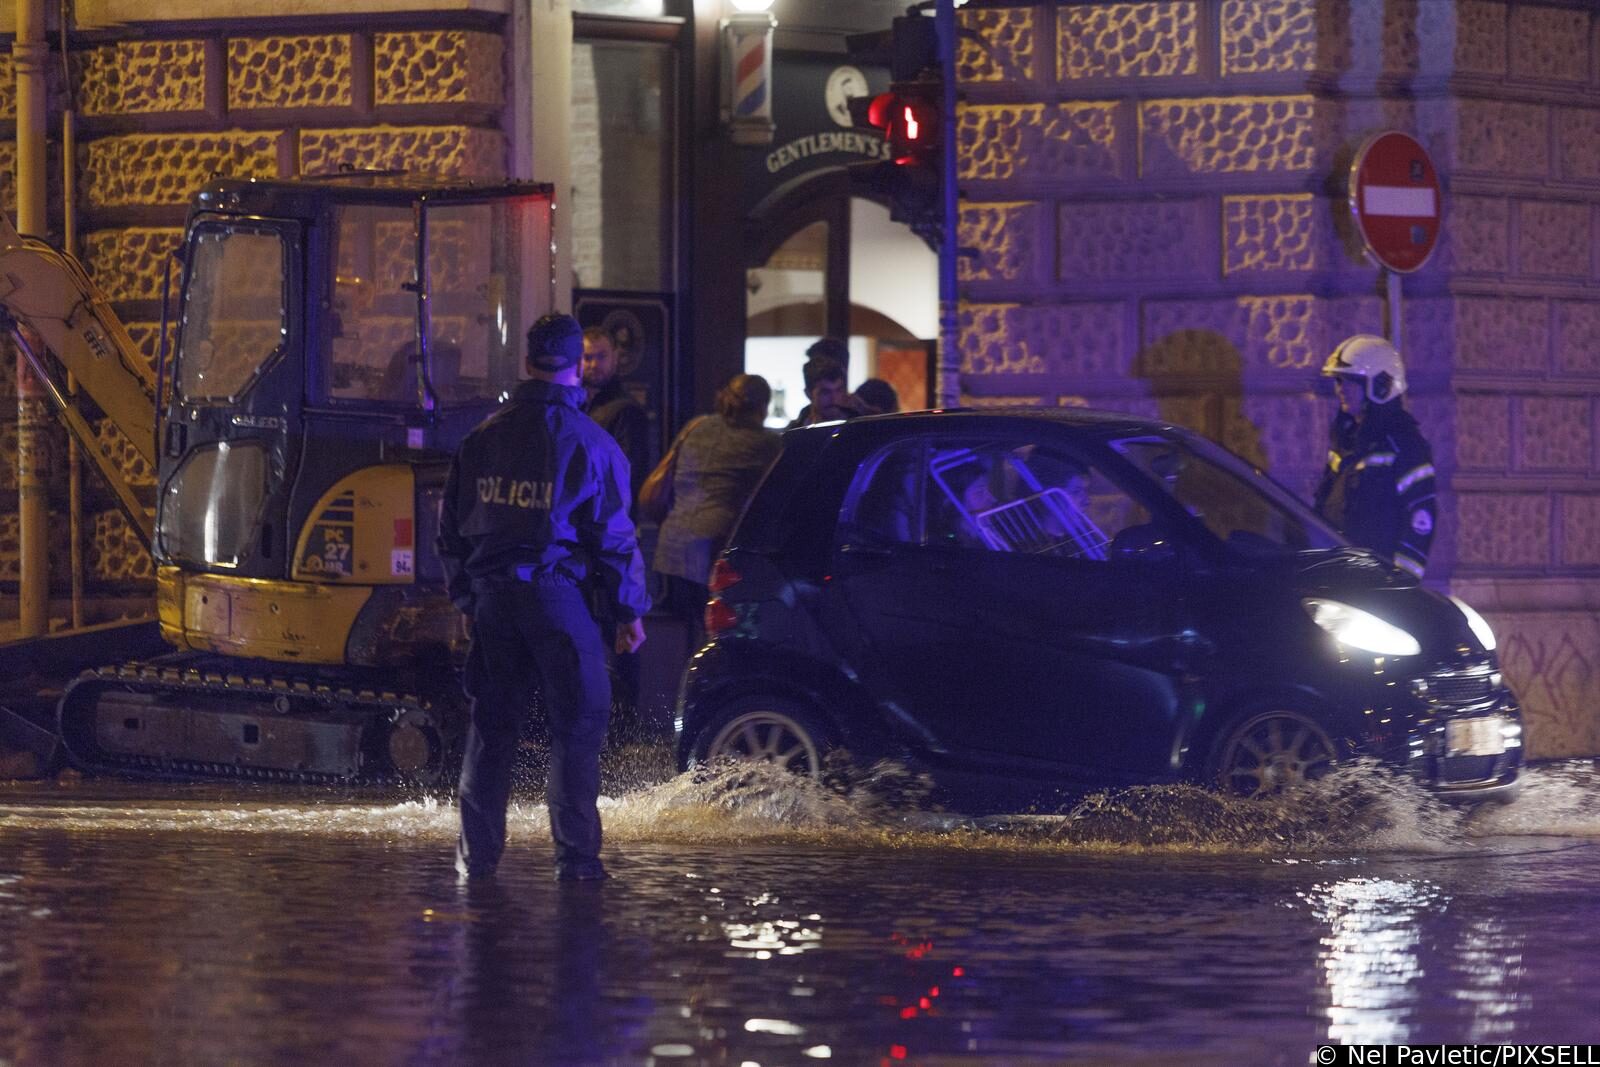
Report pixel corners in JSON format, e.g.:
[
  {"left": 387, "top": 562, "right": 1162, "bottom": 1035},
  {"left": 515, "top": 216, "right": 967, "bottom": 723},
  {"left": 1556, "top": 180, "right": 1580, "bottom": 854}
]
[{"left": 0, "top": 175, "right": 554, "bottom": 783}]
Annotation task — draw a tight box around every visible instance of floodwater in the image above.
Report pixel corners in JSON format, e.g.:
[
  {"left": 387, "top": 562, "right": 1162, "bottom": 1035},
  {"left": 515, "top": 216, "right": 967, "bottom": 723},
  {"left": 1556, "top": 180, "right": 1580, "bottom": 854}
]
[{"left": 1, "top": 756, "right": 1598, "bottom": 1066}]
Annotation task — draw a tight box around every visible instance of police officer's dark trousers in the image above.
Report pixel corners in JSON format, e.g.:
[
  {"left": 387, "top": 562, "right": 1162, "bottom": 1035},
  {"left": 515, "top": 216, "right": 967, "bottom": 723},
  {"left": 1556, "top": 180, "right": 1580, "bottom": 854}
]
[{"left": 456, "top": 579, "right": 611, "bottom": 874}]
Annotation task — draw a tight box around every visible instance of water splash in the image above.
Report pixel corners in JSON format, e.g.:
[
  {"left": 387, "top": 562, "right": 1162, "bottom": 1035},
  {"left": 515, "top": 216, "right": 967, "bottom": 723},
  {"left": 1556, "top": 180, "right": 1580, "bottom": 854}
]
[{"left": 0, "top": 756, "right": 1595, "bottom": 855}]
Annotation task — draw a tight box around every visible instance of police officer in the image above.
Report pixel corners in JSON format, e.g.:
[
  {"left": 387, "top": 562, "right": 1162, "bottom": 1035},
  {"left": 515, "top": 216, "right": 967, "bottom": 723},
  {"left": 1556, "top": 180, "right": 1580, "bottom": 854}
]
[
  {"left": 1313, "top": 334, "right": 1437, "bottom": 578},
  {"left": 438, "top": 312, "right": 650, "bottom": 882}
]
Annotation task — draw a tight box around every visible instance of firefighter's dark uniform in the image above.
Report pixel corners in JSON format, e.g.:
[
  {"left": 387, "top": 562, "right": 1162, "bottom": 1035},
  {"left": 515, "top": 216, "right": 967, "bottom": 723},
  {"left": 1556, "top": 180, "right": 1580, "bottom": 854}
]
[
  {"left": 1314, "top": 400, "right": 1437, "bottom": 578},
  {"left": 438, "top": 377, "right": 650, "bottom": 879}
]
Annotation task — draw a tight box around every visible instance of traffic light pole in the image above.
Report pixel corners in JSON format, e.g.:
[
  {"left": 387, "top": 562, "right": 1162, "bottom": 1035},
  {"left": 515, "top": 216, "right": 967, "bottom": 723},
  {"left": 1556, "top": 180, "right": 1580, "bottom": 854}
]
[{"left": 935, "top": 0, "right": 960, "bottom": 408}]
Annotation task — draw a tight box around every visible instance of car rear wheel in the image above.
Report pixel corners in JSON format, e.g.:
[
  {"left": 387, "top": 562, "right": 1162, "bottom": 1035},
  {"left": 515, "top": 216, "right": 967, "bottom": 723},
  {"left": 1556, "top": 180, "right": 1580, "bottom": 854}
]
[
  {"left": 696, "top": 698, "right": 833, "bottom": 779},
  {"left": 1211, "top": 709, "right": 1337, "bottom": 798}
]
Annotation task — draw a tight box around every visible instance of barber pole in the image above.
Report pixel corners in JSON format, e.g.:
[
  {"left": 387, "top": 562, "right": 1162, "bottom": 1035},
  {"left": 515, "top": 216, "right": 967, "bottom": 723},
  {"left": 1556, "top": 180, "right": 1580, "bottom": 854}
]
[{"left": 724, "top": 11, "right": 776, "bottom": 145}]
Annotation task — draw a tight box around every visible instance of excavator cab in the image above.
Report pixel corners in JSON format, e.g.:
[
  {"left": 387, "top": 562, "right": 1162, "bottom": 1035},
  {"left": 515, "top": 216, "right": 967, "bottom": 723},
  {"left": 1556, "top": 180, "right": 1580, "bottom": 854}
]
[{"left": 1, "top": 176, "right": 555, "bottom": 783}]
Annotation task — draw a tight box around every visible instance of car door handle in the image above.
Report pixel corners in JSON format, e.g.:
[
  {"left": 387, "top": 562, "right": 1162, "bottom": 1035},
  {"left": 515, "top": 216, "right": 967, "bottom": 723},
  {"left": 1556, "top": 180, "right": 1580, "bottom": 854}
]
[{"left": 839, "top": 542, "right": 894, "bottom": 560}]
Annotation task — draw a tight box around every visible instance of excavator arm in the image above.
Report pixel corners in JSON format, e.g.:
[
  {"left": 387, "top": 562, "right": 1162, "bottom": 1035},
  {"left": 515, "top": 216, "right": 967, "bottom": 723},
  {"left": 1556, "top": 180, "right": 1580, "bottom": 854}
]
[{"left": 0, "top": 213, "right": 159, "bottom": 546}]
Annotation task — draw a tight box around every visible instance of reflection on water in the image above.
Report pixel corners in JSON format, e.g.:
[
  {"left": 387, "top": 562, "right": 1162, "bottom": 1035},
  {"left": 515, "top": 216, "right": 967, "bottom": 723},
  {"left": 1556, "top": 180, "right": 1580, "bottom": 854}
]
[{"left": 0, "top": 761, "right": 1596, "bottom": 1064}]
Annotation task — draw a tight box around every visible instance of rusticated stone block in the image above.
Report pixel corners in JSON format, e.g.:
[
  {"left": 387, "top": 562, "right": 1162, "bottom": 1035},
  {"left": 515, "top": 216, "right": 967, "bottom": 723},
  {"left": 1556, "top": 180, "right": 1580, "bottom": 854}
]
[
  {"left": 0, "top": 512, "right": 71, "bottom": 584},
  {"left": 1455, "top": 1, "right": 1508, "bottom": 77},
  {"left": 1239, "top": 392, "right": 1328, "bottom": 473},
  {"left": 1224, "top": 194, "right": 1321, "bottom": 274},
  {"left": 0, "top": 53, "right": 14, "bottom": 119},
  {"left": 89, "top": 510, "right": 154, "bottom": 582},
  {"left": 1220, "top": 0, "right": 1315, "bottom": 76},
  {"left": 1140, "top": 96, "right": 1315, "bottom": 178},
  {"left": 0, "top": 142, "right": 14, "bottom": 216},
  {"left": 0, "top": 421, "right": 15, "bottom": 492},
  {"left": 1059, "top": 200, "right": 1204, "bottom": 281},
  {"left": 1441, "top": 195, "right": 1508, "bottom": 274},
  {"left": 82, "top": 228, "right": 185, "bottom": 303},
  {"left": 124, "top": 322, "right": 177, "bottom": 383},
  {"left": 229, "top": 35, "right": 353, "bottom": 110},
  {"left": 959, "top": 202, "right": 1046, "bottom": 284},
  {"left": 1058, "top": 2, "right": 1198, "bottom": 80},
  {"left": 1509, "top": 5, "right": 1589, "bottom": 83},
  {"left": 84, "top": 133, "right": 280, "bottom": 210},
  {"left": 960, "top": 302, "right": 1126, "bottom": 379},
  {"left": 1456, "top": 298, "right": 1548, "bottom": 374},
  {"left": 299, "top": 126, "right": 505, "bottom": 180},
  {"left": 1517, "top": 201, "right": 1590, "bottom": 278},
  {"left": 957, "top": 6, "right": 1036, "bottom": 83},
  {"left": 1560, "top": 496, "right": 1600, "bottom": 566},
  {"left": 1455, "top": 100, "right": 1548, "bottom": 178},
  {"left": 1490, "top": 612, "right": 1600, "bottom": 759},
  {"left": 1518, "top": 397, "right": 1592, "bottom": 472},
  {"left": 375, "top": 31, "right": 503, "bottom": 107},
  {"left": 1455, "top": 394, "right": 1511, "bottom": 471},
  {"left": 957, "top": 103, "right": 1120, "bottom": 184},
  {"left": 1555, "top": 302, "right": 1600, "bottom": 376},
  {"left": 94, "top": 419, "right": 155, "bottom": 488},
  {"left": 1482, "top": 612, "right": 1595, "bottom": 756},
  {"left": 1555, "top": 108, "right": 1600, "bottom": 184},
  {"left": 1456, "top": 493, "right": 1548, "bottom": 567},
  {"left": 1396, "top": 297, "right": 1454, "bottom": 375},
  {"left": 1141, "top": 294, "right": 1358, "bottom": 377},
  {"left": 77, "top": 40, "right": 206, "bottom": 117}
]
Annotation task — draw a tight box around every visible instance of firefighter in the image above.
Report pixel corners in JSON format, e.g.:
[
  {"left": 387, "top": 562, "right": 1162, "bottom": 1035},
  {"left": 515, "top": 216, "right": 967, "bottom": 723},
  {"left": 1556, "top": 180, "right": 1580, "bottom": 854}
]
[
  {"left": 1313, "top": 334, "right": 1437, "bottom": 578},
  {"left": 438, "top": 312, "right": 650, "bottom": 882}
]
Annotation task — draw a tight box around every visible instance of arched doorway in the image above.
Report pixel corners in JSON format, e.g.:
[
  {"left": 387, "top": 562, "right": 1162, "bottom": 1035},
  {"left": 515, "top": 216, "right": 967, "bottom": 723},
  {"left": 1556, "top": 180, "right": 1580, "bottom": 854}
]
[{"left": 743, "top": 172, "right": 936, "bottom": 426}]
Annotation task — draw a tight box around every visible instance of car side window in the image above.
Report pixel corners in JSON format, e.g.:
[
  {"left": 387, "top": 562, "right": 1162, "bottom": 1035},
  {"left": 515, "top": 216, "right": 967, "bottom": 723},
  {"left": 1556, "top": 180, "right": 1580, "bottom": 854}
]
[
  {"left": 839, "top": 439, "right": 926, "bottom": 545},
  {"left": 925, "top": 440, "right": 1152, "bottom": 559}
]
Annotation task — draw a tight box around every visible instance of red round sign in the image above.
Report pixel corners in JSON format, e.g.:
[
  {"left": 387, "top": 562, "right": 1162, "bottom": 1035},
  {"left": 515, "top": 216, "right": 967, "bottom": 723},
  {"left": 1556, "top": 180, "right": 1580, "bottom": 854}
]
[{"left": 1349, "top": 130, "right": 1441, "bottom": 274}]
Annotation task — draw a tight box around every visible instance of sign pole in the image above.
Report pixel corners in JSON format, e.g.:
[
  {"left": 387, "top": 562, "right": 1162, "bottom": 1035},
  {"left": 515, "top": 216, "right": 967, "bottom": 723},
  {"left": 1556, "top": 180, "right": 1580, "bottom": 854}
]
[
  {"left": 935, "top": 0, "right": 959, "bottom": 409},
  {"left": 1385, "top": 268, "right": 1403, "bottom": 348}
]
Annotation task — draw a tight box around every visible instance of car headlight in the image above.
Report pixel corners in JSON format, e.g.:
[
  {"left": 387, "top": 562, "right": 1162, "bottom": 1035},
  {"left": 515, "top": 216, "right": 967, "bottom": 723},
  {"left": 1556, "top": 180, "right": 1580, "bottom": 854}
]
[
  {"left": 1303, "top": 598, "right": 1421, "bottom": 657},
  {"left": 1449, "top": 595, "right": 1497, "bottom": 652}
]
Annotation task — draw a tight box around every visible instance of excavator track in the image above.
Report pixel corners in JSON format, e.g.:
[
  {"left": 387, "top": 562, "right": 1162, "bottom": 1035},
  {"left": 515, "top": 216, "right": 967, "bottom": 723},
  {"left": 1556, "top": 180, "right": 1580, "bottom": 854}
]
[{"left": 58, "top": 659, "right": 464, "bottom": 786}]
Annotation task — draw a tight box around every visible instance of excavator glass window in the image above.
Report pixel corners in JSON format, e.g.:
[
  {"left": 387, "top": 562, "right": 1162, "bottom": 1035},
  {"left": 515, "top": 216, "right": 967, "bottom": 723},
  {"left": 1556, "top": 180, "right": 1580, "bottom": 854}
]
[
  {"left": 326, "top": 196, "right": 550, "bottom": 407},
  {"left": 177, "top": 226, "right": 287, "bottom": 402}
]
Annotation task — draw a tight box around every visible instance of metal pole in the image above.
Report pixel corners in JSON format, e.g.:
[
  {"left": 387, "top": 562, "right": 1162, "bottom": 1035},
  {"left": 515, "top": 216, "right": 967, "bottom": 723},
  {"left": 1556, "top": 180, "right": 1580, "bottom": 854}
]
[
  {"left": 15, "top": 0, "right": 51, "bottom": 637},
  {"left": 1385, "top": 268, "right": 1403, "bottom": 351},
  {"left": 935, "top": 0, "right": 959, "bottom": 408}
]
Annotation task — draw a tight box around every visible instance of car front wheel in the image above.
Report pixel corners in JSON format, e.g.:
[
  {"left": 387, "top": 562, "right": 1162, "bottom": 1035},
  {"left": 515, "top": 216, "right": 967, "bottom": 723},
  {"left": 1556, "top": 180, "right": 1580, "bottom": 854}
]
[
  {"left": 1211, "top": 709, "right": 1337, "bottom": 798},
  {"left": 696, "top": 698, "right": 833, "bottom": 779}
]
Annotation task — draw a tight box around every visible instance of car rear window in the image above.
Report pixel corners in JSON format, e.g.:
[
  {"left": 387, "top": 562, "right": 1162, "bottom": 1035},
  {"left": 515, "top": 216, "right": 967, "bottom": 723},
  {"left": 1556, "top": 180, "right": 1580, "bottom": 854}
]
[{"left": 725, "top": 429, "right": 831, "bottom": 554}]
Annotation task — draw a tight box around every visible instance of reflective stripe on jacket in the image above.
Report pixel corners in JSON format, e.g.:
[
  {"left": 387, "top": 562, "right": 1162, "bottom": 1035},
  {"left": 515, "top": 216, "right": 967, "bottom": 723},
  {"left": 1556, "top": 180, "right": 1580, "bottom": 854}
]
[{"left": 1314, "top": 401, "right": 1437, "bottom": 577}]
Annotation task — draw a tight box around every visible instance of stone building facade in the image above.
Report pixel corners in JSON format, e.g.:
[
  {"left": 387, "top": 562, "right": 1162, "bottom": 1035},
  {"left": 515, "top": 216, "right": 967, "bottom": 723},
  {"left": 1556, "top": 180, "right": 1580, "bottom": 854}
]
[
  {"left": 0, "top": 1, "right": 510, "bottom": 622},
  {"left": 956, "top": 0, "right": 1600, "bottom": 758}
]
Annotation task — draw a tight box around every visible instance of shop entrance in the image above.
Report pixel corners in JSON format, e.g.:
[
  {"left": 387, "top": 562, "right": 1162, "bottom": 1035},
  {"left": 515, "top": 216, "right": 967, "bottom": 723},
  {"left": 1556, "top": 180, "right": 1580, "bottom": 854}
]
[{"left": 744, "top": 185, "right": 937, "bottom": 427}]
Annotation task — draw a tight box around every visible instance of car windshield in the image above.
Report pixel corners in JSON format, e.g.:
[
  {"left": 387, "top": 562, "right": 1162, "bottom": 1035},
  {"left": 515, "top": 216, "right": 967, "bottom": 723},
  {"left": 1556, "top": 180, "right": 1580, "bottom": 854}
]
[{"left": 1110, "top": 432, "right": 1344, "bottom": 554}]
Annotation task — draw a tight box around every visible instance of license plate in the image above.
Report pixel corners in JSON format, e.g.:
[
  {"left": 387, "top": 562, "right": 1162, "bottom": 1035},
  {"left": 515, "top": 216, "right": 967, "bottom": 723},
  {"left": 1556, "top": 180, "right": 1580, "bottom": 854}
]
[{"left": 1446, "top": 716, "right": 1506, "bottom": 757}]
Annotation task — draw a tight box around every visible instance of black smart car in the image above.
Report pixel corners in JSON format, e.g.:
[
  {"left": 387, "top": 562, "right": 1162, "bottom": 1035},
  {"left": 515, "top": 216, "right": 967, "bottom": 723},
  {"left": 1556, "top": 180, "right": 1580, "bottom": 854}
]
[{"left": 674, "top": 409, "right": 1521, "bottom": 811}]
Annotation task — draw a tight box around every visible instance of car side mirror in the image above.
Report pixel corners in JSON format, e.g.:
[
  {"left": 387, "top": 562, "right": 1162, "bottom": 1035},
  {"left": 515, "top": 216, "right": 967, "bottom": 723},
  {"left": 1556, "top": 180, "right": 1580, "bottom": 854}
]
[{"left": 1109, "top": 523, "right": 1177, "bottom": 565}]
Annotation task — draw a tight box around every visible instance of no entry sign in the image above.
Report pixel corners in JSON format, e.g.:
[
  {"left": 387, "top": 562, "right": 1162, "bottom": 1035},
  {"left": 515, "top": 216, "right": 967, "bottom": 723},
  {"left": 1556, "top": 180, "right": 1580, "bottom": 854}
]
[{"left": 1349, "top": 130, "right": 1441, "bottom": 274}]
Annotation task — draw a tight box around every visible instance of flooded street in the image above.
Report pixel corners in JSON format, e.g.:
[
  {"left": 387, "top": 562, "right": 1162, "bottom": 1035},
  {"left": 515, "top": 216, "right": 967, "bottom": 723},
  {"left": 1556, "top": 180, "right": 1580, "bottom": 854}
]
[{"left": 1, "top": 759, "right": 1597, "bottom": 1065}]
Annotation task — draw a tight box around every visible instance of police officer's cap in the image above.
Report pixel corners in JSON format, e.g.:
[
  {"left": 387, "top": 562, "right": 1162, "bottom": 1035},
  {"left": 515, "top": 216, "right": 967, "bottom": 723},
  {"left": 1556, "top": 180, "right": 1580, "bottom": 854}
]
[{"left": 527, "top": 313, "right": 583, "bottom": 372}]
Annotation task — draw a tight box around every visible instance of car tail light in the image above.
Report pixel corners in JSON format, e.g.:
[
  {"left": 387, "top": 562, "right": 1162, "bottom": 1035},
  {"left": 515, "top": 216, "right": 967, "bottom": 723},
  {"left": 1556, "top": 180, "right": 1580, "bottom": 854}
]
[
  {"left": 705, "top": 597, "right": 739, "bottom": 637},
  {"left": 709, "top": 558, "right": 741, "bottom": 593}
]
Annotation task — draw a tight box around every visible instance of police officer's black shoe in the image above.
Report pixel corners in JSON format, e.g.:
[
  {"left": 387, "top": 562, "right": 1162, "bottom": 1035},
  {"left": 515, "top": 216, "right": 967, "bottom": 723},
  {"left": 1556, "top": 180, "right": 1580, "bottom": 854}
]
[
  {"left": 455, "top": 842, "right": 497, "bottom": 882},
  {"left": 555, "top": 859, "right": 610, "bottom": 882}
]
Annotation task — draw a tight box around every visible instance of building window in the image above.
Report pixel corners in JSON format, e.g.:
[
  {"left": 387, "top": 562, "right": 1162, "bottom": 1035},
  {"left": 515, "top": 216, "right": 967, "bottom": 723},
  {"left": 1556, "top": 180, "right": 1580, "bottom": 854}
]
[{"left": 571, "top": 40, "right": 675, "bottom": 291}]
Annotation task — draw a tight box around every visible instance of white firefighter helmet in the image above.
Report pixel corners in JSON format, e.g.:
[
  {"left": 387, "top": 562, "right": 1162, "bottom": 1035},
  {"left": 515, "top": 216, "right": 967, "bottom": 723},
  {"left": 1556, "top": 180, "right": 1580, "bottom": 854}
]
[{"left": 1322, "top": 333, "right": 1406, "bottom": 404}]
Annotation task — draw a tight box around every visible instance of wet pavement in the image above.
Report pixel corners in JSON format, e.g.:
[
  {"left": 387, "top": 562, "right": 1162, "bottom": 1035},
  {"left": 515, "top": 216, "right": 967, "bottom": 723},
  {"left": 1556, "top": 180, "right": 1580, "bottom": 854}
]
[{"left": 0, "top": 758, "right": 1598, "bottom": 1065}]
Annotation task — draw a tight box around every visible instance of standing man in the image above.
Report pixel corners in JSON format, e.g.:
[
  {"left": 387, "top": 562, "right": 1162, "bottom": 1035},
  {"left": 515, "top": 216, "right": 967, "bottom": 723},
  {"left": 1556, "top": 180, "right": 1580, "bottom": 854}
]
[
  {"left": 581, "top": 325, "right": 650, "bottom": 720},
  {"left": 438, "top": 312, "right": 650, "bottom": 882},
  {"left": 582, "top": 326, "right": 650, "bottom": 504},
  {"left": 1313, "top": 334, "right": 1437, "bottom": 578},
  {"left": 786, "top": 338, "right": 858, "bottom": 428}
]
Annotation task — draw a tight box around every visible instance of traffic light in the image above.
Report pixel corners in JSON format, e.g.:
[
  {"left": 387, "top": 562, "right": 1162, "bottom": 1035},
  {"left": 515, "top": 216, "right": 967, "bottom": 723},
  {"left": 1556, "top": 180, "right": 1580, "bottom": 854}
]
[{"left": 845, "top": 14, "right": 945, "bottom": 249}]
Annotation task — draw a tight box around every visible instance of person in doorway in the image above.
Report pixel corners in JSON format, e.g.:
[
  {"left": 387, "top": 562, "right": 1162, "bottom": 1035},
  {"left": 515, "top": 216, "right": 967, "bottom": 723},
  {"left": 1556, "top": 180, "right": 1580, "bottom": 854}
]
[
  {"left": 438, "top": 312, "right": 650, "bottom": 883},
  {"left": 581, "top": 325, "right": 650, "bottom": 721},
  {"left": 653, "top": 374, "right": 781, "bottom": 646},
  {"left": 786, "top": 339, "right": 858, "bottom": 428},
  {"left": 1313, "top": 334, "right": 1437, "bottom": 578},
  {"left": 853, "top": 377, "right": 900, "bottom": 416}
]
